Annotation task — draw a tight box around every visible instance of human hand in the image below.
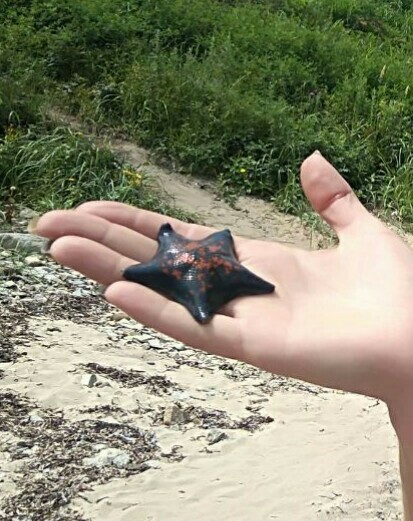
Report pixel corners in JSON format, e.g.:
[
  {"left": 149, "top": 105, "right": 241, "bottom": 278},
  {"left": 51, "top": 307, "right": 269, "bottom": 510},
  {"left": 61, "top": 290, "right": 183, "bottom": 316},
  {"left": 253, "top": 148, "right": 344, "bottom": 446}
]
[{"left": 34, "top": 152, "right": 413, "bottom": 413}]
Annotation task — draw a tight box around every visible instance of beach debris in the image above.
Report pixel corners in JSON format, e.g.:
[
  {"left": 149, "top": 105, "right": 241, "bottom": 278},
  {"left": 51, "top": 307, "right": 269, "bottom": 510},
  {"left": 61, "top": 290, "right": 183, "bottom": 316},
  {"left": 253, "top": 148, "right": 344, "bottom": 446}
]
[
  {"left": 29, "top": 411, "right": 44, "bottom": 424},
  {"left": 83, "top": 447, "right": 131, "bottom": 469},
  {"left": 156, "top": 404, "right": 273, "bottom": 433},
  {"left": 0, "top": 392, "right": 158, "bottom": 521},
  {"left": 206, "top": 430, "right": 229, "bottom": 445},
  {"left": 80, "top": 363, "right": 182, "bottom": 395},
  {"left": 163, "top": 404, "right": 188, "bottom": 426},
  {"left": 81, "top": 373, "right": 98, "bottom": 388}
]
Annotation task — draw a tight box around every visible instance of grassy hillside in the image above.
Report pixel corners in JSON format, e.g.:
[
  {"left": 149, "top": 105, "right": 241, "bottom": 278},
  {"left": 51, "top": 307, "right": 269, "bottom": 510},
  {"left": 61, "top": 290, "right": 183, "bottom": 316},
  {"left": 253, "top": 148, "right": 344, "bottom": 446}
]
[{"left": 1, "top": 0, "right": 413, "bottom": 223}]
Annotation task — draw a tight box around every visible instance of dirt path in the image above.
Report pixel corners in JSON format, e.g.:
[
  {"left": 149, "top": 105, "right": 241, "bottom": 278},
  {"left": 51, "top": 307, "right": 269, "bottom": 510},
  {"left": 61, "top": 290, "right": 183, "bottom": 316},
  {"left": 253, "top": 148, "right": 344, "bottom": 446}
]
[
  {"left": 110, "top": 138, "right": 321, "bottom": 249},
  {"left": 0, "top": 122, "right": 402, "bottom": 520}
]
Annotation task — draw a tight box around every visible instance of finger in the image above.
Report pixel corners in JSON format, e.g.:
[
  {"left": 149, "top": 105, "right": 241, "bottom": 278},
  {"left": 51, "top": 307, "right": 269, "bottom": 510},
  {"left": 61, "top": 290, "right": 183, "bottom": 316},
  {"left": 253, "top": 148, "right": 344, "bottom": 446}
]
[
  {"left": 49, "top": 235, "right": 134, "bottom": 286},
  {"left": 76, "top": 201, "right": 216, "bottom": 240},
  {"left": 300, "top": 151, "right": 371, "bottom": 234},
  {"left": 35, "top": 210, "right": 157, "bottom": 263},
  {"left": 105, "top": 281, "right": 243, "bottom": 358}
]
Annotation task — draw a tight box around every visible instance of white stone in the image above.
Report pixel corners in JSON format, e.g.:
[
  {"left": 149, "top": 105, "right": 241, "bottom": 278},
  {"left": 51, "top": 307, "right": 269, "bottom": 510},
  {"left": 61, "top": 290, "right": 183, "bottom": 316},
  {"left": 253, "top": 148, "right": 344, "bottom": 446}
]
[
  {"left": 24, "top": 255, "right": 44, "bottom": 267},
  {"left": 83, "top": 448, "right": 131, "bottom": 468},
  {"left": 81, "top": 374, "right": 98, "bottom": 388}
]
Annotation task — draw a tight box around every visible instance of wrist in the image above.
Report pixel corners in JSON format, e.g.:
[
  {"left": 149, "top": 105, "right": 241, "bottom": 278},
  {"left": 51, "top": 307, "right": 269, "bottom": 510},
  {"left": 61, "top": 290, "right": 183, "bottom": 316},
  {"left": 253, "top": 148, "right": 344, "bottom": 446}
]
[{"left": 387, "top": 394, "right": 413, "bottom": 445}]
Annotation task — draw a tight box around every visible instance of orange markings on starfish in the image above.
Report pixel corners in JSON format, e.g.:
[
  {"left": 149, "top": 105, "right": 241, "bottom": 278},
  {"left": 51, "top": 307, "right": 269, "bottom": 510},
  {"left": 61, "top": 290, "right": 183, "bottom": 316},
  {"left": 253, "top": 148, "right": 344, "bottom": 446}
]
[
  {"left": 207, "top": 244, "right": 222, "bottom": 253},
  {"left": 185, "top": 241, "right": 199, "bottom": 251}
]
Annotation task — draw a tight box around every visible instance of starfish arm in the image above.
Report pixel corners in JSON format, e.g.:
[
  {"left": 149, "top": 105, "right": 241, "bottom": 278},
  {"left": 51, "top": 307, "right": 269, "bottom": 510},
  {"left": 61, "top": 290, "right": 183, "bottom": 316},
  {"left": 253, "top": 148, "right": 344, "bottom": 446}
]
[
  {"left": 211, "top": 265, "right": 275, "bottom": 303},
  {"left": 157, "top": 223, "right": 189, "bottom": 250},
  {"left": 123, "top": 261, "right": 174, "bottom": 294},
  {"left": 123, "top": 261, "right": 208, "bottom": 321},
  {"left": 202, "top": 229, "right": 235, "bottom": 256},
  {"left": 178, "top": 291, "right": 214, "bottom": 324}
]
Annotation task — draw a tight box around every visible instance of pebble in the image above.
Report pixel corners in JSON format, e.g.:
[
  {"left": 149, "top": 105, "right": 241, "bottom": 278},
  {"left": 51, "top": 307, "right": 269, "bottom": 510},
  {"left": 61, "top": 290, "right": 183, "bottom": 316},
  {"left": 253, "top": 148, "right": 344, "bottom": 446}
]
[
  {"left": 206, "top": 430, "right": 229, "bottom": 445},
  {"left": 148, "top": 338, "right": 163, "bottom": 349},
  {"left": 29, "top": 412, "right": 44, "bottom": 424},
  {"left": 73, "top": 288, "right": 90, "bottom": 297},
  {"left": 135, "top": 334, "right": 154, "bottom": 343},
  {"left": 169, "top": 342, "right": 187, "bottom": 352},
  {"left": 111, "top": 311, "right": 129, "bottom": 321},
  {"left": 81, "top": 374, "right": 98, "bottom": 388},
  {"left": 83, "top": 448, "right": 131, "bottom": 468},
  {"left": 19, "top": 207, "right": 39, "bottom": 220},
  {"left": 24, "top": 255, "right": 44, "bottom": 267},
  {"left": 163, "top": 404, "right": 187, "bottom": 426},
  {"left": 170, "top": 390, "right": 190, "bottom": 401}
]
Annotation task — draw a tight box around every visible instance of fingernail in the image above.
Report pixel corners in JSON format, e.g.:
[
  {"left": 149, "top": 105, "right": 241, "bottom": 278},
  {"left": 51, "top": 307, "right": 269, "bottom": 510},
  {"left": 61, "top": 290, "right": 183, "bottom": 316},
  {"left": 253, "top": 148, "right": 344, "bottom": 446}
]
[
  {"left": 313, "top": 149, "right": 322, "bottom": 155},
  {"left": 27, "top": 216, "right": 40, "bottom": 234}
]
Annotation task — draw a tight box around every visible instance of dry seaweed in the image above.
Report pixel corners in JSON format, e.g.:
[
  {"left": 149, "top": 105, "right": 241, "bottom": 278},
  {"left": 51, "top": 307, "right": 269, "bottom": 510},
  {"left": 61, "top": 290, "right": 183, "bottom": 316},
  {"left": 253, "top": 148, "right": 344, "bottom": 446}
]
[
  {"left": 23, "top": 293, "right": 107, "bottom": 323},
  {"left": 0, "top": 392, "right": 159, "bottom": 521},
  {"left": 81, "top": 362, "right": 182, "bottom": 395},
  {"left": 0, "top": 293, "right": 28, "bottom": 363},
  {"left": 155, "top": 403, "right": 273, "bottom": 432}
]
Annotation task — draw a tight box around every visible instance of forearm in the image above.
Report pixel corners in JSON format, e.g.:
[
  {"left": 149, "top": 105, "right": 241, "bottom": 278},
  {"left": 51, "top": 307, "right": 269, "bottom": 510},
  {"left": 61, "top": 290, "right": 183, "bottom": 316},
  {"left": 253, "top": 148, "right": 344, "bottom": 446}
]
[
  {"left": 388, "top": 402, "right": 413, "bottom": 521},
  {"left": 400, "top": 441, "right": 413, "bottom": 521}
]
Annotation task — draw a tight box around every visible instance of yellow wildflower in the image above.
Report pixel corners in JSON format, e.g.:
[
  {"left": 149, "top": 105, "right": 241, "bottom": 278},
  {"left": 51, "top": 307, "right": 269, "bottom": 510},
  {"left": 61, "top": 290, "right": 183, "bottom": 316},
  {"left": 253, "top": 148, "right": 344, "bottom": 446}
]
[{"left": 131, "top": 173, "right": 143, "bottom": 188}]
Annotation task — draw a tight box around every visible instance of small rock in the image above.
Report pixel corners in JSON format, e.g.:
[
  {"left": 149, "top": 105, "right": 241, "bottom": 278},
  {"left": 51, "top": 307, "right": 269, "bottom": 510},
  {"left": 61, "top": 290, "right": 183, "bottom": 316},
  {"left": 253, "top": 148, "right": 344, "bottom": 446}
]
[
  {"left": 95, "top": 379, "right": 112, "bottom": 388},
  {"left": 92, "top": 443, "right": 107, "bottom": 451},
  {"left": 136, "top": 334, "right": 154, "bottom": 342},
  {"left": 250, "top": 397, "right": 269, "bottom": 404},
  {"left": 73, "top": 288, "right": 89, "bottom": 297},
  {"left": 24, "top": 255, "right": 44, "bottom": 267},
  {"left": 83, "top": 448, "right": 131, "bottom": 468},
  {"left": 145, "top": 459, "right": 161, "bottom": 470},
  {"left": 46, "top": 326, "right": 62, "bottom": 332},
  {"left": 170, "top": 342, "right": 187, "bottom": 352},
  {"left": 29, "top": 412, "right": 44, "bottom": 424},
  {"left": 170, "top": 390, "right": 190, "bottom": 401},
  {"left": 111, "top": 311, "right": 129, "bottom": 321},
  {"left": 148, "top": 338, "right": 163, "bottom": 349},
  {"left": 163, "top": 404, "right": 186, "bottom": 426},
  {"left": 0, "top": 233, "right": 47, "bottom": 254},
  {"left": 3, "top": 281, "right": 17, "bottom": 288},
  {"left": 19, "top": 207, "right": 39, "bottom": 220},
  {"left": 81, "top": 374, "right": 98, "bottom": 388},
  {"left": 206, "top": 430, "right": 228, "bottom": 445}
]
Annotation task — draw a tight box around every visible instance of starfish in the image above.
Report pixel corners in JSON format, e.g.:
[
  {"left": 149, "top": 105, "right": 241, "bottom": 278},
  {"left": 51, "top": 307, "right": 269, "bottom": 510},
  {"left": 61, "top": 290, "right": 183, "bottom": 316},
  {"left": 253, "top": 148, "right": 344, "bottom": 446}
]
[{"left": 123, "top": 223, "right": 275, "bottom": 324}]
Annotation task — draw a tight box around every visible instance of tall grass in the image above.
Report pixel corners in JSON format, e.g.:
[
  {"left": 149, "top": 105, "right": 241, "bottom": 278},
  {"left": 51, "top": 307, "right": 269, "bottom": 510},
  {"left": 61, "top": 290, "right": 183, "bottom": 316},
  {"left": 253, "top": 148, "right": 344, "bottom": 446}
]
[{"left": 0, "top": 125, "right": 194, "bottom": 221}]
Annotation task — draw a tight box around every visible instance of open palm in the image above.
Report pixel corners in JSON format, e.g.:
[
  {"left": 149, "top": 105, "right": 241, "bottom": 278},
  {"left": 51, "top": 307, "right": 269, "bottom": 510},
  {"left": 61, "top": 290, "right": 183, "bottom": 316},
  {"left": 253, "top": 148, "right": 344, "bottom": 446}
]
[{"left": 36, "top": 153, "right": 413, "bottom": 407}]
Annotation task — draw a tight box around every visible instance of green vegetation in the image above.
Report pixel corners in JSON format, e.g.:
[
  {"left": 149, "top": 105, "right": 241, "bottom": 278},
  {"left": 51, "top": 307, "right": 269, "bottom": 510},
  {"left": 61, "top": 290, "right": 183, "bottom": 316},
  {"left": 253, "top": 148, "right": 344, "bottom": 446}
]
[{"left": 1, "top": 0, "right": 413, "bottom": 224}]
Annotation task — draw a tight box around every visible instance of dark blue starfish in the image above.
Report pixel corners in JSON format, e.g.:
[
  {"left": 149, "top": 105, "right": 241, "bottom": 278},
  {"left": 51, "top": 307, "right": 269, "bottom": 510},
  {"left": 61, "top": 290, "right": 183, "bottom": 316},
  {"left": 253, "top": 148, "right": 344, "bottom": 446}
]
[{"left": 123, "top": 223, "right": 275, "bottom": 324}]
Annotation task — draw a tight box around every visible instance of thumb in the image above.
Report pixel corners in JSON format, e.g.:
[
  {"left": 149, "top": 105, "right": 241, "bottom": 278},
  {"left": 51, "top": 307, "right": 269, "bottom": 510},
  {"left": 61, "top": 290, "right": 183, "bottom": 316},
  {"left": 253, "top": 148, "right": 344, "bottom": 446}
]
[{"left": 300, "top": 151, "right": 371, "bottom": 234}]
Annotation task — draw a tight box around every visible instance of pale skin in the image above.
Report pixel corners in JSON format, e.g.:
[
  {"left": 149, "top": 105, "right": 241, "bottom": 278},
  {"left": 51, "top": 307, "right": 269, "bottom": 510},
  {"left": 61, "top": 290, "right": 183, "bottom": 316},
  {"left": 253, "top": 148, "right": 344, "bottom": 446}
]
[{"left": 34, "top": 152, "right": 413, "bottom": 518}]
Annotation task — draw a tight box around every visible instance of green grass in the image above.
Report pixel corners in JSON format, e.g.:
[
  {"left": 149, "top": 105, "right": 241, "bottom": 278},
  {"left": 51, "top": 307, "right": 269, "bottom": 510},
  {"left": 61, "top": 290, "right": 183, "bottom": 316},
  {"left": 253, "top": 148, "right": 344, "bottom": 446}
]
[
  {"left": 0, "top": 125, "right": 196, "bottom": 222},
  {"left": 1, "top": 0, "right": 413, "bottom": 225}
]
